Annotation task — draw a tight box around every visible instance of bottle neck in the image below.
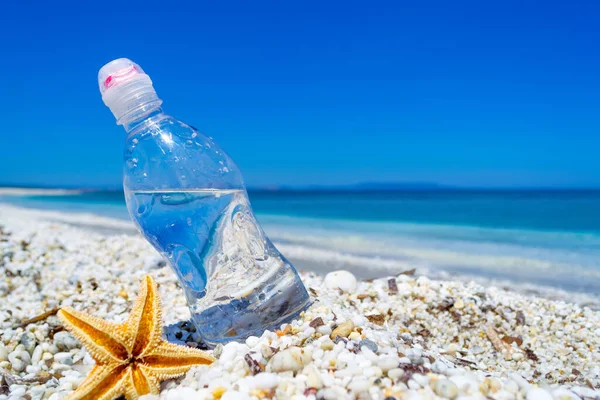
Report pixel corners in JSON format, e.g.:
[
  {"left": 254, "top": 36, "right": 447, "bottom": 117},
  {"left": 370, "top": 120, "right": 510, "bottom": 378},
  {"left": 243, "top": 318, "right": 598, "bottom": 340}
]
[{"left": 123, "top": 107, "right": 165, "bottom": 134}]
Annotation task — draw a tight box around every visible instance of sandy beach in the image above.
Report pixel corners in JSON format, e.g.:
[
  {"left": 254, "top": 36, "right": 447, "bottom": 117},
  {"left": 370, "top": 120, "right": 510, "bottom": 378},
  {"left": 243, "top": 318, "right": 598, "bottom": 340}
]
[{"left": 0, "top": 204, "right": 599, "bottom": 400}]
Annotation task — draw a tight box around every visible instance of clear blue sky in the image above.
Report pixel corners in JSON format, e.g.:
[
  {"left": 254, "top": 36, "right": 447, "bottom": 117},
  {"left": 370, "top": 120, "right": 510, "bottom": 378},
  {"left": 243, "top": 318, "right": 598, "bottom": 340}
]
[{"left": 0, "top": 0, "right": 598, "bottom": 188}]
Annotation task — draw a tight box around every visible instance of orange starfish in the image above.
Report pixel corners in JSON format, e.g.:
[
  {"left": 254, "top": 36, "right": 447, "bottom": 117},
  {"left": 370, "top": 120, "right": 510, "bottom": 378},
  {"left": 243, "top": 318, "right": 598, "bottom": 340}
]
[{"left": 58, "top": 276, "right": 215, "bottom": 400}]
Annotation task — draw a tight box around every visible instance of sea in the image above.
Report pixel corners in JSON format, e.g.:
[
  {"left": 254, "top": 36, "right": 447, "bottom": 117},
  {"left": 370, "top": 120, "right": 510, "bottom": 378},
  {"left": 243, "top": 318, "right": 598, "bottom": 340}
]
[{"left": 2, "top": 189, "right": 600, "bottom": 299}]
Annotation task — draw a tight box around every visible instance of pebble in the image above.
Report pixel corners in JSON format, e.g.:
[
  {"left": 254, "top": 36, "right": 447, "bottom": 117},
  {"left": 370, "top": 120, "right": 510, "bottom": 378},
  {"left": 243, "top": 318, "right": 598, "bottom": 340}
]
[
  {"left": 53, "top": 332, "right": 79, "bottom": 351},
  {"left": 305, "top": 366, "right": 324, "bottom": 389},
  {"left": 377, "top": 356, "right": 399, "bottom": 372},
  {"left": 8, "top": 350, "right": 31, "bottom": 372},
  {"left": 348, "top": 378, "right": 370, "bottom": 393},
  {"left": 321, "top": 339, "right": 335, "bottom": 351},
  {"left": 330, "top": 320, "right": 354, "bottom": 339},
  {"left": 0, "top": 346, "right": 8, "bottom": 362},
  {"left": 54, "top": 352, "right": 73, "bottom": 366},
  {"left": 31, "top": 345, "right": 43, "bottom": 365},
  {"left": 221, "top": 391, "right": 251, "bottom": 400},
  {"left": 267, "top": 347, "right": 311, "bottom": 373},
  {"left": 251, "top": 372, "right": 278, "bottom": 389},
  {"left": 324, "top": 270, "right": 357, "bottom": 293},
  {"left": 435, "top": 379, "right": 459, "bottom": 399},
  {"left": 526, "top": 388, "right": 553, "bottom": 400},
  {"left": 387, "top": 368, "right": 404, "bottom": 380},
  {"left": 359, "top": 339, "right": 378, "bottom": 353},
  {"left": 20, "top": 332, "right": 37, "bottom": 353}
]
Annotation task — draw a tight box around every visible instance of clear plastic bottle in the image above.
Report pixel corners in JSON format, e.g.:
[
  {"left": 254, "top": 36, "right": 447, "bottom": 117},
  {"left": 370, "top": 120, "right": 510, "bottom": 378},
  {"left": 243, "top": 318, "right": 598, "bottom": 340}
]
[{"left": 98, "top": 58, "right": 310, "bottom": 344}]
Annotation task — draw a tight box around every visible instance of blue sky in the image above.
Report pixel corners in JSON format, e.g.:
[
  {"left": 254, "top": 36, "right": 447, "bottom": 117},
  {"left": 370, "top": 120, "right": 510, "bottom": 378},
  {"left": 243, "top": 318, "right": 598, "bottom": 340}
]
[{"left": 0, "top": 0, "right": 599, "bottom": 188}]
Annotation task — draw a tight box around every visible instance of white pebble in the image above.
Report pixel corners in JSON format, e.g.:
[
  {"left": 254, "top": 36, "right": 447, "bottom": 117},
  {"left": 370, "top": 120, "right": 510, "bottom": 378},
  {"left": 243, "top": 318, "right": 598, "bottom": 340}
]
[
  {"left": 435, "top": 379, "right": 458, "bottom": 399},
  {"left": 54, "top": 352, "right": 73, "bottom": 365},
  {"left": 252, "top": 372, "right": 279, "bottom": 389},
  {"left": 221, "top": 391, "right": 250, "bottom": 400},
  {"left": 53, "top": 331, "right": 79, "bottom": 351},
  {"left": 348, "top": 378, "right": 370, "bottom": 393},
  {"left": 526, "top": 388, "right": 553, "bottom": 400},
  {"left": 377, "top": 356, "right": 399, "bottom": 372},
  {"left": 324, "top": 270, "right": 357, "bottom": 293},
  {"left": 387, "top": 368, "right": 404, "bottom": 380},
  {"left": 267, "top": 347, "right": 311, "bottom": 373}
]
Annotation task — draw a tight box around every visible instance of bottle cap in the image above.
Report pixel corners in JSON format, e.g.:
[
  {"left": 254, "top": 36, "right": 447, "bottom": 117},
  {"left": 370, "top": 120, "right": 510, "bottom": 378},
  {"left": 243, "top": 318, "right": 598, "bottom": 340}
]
[{"left": 98, "top": 58, "right": 162, "bottom": 125}]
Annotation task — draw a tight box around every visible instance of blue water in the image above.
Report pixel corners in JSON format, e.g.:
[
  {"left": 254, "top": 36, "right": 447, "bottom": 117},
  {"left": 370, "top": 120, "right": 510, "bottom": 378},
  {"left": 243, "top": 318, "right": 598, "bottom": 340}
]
[{"left": 3, "top": 189, "right": 600, "bottom": 295}]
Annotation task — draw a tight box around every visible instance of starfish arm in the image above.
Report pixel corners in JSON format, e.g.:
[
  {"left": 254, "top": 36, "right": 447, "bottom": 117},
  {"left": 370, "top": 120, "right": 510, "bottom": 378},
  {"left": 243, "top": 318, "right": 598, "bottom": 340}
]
[
  {"left": 126, "top": 275, "right": 163, "bottom": 357},
  {"left": 66, "top": 364, "right": 129, "bottom": 400},
  {"left": 58, "top": 307, "right": 130, "bottom": 364},
  {"left": 122, "top": 364, "right": 159, "bottom": 400},
  {"left": 141, "top": 341, "right": 215, "bottom": 380}
]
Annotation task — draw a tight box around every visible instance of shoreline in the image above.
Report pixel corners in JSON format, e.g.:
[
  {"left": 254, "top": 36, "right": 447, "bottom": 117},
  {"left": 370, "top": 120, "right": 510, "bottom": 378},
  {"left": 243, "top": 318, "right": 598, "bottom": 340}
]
[
  {"left": 0, "top": 188, "right": 82, "bottom": 197},
  {"left": 0, "top": 203, "right": 599, "bottom": 398},
  {"left": 1, "top": 202, "right": 599, "bottom": 310}
]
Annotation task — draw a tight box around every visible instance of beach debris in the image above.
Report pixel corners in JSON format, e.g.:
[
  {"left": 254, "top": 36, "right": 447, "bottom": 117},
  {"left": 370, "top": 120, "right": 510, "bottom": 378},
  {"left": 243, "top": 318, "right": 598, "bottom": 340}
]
[
  {"left": 57, "top": 275, "right": 214, "bottom": 399},
  {"left": 15, "top": 307, "right": 60, "bottom": 328},
  {"left": 398, "top": 268, "right": 416, "bottom": 276},
  {"left": 244, "top": 353, "right": 265, "bottom": 375},
  {"left": 438, "top": 296, "right": 455, "bottom": 311},
  {"left": 502, "top": 335, "right": 523, "bottom": 347},
  {"left": 309, "top": 317, "right": 324, "bottom": 328},
  {"left": 525, "top": 348, "right": 539, "bottom": 362},
  {"left": 324, "top": 270, "right": 358, "bottom": 293},
  {"left": 388, "top": 278, "right": 398, "bottom": 293},
  {"left": 486, "top": 326, "right": 514, "bottom": 360},
  {"left": 366, "top": 313, "right": 386, "bottom": 326}
]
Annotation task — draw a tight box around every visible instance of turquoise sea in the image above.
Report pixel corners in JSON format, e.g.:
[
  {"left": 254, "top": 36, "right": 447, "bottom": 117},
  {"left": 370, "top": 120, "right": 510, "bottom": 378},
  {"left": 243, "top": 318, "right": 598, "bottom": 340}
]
[{"left": 2, "top": 190, "right": 600, "bottom": 296}]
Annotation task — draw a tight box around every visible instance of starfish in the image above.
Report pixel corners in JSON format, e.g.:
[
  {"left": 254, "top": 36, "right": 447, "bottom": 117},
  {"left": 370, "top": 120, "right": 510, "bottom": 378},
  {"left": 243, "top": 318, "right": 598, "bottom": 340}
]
[{"left": 57, "top": 276, "right": 215, "bottom": 400}]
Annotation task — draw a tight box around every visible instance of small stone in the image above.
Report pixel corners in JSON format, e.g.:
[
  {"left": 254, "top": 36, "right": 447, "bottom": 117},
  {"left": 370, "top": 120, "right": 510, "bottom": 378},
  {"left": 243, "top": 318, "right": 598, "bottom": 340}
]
[
  {"left": 349, "top": 378, "right": 370, "bottom": 392},
  {"left": 317, "top": 325, "right": 332, "bottom": 336},
  {"left": 526, "top": 388, "right": 553, "bottom": 400},
  {"left": 377, "top": 356, "right": 400, "bottom": 372},
  {"left": 0, "top": 346, "right": 8, "bottom": 362},
  {"left": 349, "top": 332, "right": 362, "bottom": 341},
  {"left": 454, "top": 300, "right": 465, "bottom": 309},
  {"left": 20, "top": 332, "right": 37, "bottom": 353},
  {"left": 54, "top": 352, "right": 73, "bottom": 366},
  {"left": 304, "top": 365, "right": 324, "bottom": 389},
  {"left": 31, "top": 345, "right": 43, "bottom": 365},
  {"left": 324, "top": 270, "right": 358, "bottom": 293},
  {"left": 8, "top": 350, "right": 31, "bottom": 372},
  {"left": 10, "top": 387, "right": 26, "bottom": 397},
  {"left": 245, "top": 336, "right": 260, "bottom": 348},
  {"left": 309, "top": 317, "right": 325, "bottom": 328},
  {"left": 511, "top": 352, "right": 524, "bottom": 361},
  {"left": 330, "top": 320, "right": 354, "bottom": 340},
  {"left": 221, "top": 391, "right": 251, "bottom": 400},
  {"left": 267, "top": 347, "right": 311, "bottom": 373},
  {"left": 387, "top": 368, "right": 404, "bottom": 380},
  {"left": 252, "top": 372, "right": 279, "bottom": 389},
  {"left": 261, "top": 345, "right": 273, "bottom": 359},
  {"left": 359, "top": 339, "right": 378, "bottom": 353},
  {"left": 435, "top": 379, "right": 458, "bottom": 399},
  {"left": 321, "top": 339, "right": 335, "bottom": 351},
  {"left": 53, "top": 331, "right": 79, "bottom": 351}
]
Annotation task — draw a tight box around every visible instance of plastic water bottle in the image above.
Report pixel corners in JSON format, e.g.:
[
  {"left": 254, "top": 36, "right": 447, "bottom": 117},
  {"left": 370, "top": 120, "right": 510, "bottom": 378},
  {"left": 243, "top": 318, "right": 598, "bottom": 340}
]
[{"left": 98, "top": 58, "right": 310, "bottom": 344}]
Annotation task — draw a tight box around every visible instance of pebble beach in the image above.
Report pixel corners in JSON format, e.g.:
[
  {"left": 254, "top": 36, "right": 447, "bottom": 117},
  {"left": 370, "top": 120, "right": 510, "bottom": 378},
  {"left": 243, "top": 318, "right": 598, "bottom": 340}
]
[{"left": 0, "top": 204, "right": 599, "bottom": 400}]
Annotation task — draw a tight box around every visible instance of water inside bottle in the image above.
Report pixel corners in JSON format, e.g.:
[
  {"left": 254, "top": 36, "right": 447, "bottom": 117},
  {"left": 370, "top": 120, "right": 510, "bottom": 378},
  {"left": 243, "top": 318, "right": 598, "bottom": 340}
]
[{"left": 128, "top": 189, "right": 310, "bottom": 343}]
